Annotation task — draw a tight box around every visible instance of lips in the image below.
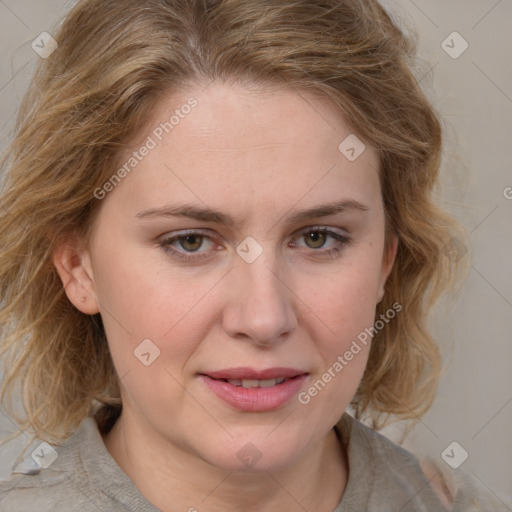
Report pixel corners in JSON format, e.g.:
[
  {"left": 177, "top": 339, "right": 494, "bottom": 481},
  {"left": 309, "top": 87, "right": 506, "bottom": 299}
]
[
  {"left": 204, "top": 367, "right": 306, "bottom": 380},
  {"left": 200, "top": 367, "right": 308, "bottom": 412}
]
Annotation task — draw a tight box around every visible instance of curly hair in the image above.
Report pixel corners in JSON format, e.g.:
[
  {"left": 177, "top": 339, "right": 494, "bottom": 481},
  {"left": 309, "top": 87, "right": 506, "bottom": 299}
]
[{"left": 0, "top": 0, "right": 466, "bottom": 444}]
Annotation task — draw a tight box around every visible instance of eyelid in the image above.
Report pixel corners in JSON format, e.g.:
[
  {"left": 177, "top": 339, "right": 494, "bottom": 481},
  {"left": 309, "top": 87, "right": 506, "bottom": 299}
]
[
  {"left": 158, "top": 228, "right": 217, "bottom": 244},
  {"left": 292, "top": 225, "right": 349, "bottom": 241},
  {"left": 158, "top": 225, "right": 348, "bottom": 243},
  {"left": 295, "top": 225, "right": 348, "bottom": 235},
  {"left": 158, "top": 229, "right": 218, "bottom": 249}
]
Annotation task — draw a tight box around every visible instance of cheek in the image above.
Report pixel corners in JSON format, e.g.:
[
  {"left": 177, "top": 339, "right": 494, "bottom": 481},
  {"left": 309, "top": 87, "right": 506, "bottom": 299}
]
[
  {"left": 297, "top": 248, "right": 383, "bottom": 381},
  {"left": 91, "top": 244, "right": 223, "bottom": 373},
  {"left": 310, "top": 277, "right": 376, "bottom": 371},
  {"left": 295, "top": 271, "right": 378, "bottom": 424},
  {"left": 304, "top": 253, "right": 383, "bottom": 337}
]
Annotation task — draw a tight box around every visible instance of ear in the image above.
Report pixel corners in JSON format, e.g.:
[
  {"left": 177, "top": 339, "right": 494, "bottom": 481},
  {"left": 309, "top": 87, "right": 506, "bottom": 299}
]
[
  {"left": 53, "top": 235, "right": 100, "bottom": 315},
  {"left": 377, "top": 234, "right": 398, "bottom": 303}
]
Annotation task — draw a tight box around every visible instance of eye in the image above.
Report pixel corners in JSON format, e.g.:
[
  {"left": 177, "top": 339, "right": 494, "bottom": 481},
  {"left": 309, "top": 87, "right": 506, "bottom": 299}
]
[
  {"left": 158, "top": 227, "right": 351, "bottom": 263},
  {"left": 177, "top": 233, "right": 205, "bottom": 252},
  {"left": 303, "top": 230, "right": 328, "bottom": 249},
  {"left": 159, "top": 230, "right": 219, "bottom": 262},
  {"left": 291, "top": 227, "right": 351, "bottom": 257}
]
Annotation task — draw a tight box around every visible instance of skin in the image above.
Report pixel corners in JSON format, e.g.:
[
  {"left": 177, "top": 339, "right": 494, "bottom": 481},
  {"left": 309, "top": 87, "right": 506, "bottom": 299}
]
[{"left": 54, "top": 82, "right": 398, "bottom": 512}]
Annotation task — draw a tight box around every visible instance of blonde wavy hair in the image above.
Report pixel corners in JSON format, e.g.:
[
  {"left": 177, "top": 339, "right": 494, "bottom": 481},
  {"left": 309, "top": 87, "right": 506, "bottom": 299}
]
[{"left": 0, "top": 0, "right": 466, "bottom": 444}]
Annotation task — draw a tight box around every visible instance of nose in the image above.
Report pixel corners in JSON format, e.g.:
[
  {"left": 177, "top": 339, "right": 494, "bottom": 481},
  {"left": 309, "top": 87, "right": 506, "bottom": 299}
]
[{"left": 222, "top": 256, "right": 298, "bottom": 347}]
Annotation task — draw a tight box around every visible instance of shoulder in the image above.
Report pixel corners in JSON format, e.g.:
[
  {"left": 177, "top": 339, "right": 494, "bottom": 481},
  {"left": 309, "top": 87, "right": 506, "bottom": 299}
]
[
  {"left": 0, "top": 417, "right": 131, "bottom": 512},
  {"left": 336, "top": 413, "right": 510, "bottom": 512},
  {"left": 419, "top": 455, "right": 511, "bottom": 512},
  {"left": 419, "top": 457, "right": 454, "bottom": 507},
  {"left": 0, "top": 472, "right": 100, "bottom": 512}
]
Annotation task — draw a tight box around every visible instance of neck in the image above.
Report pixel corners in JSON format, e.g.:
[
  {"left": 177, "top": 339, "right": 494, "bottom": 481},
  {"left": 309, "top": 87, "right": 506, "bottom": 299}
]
[{"left": 103, "top": 411, "right": 348, "bottom": 512}]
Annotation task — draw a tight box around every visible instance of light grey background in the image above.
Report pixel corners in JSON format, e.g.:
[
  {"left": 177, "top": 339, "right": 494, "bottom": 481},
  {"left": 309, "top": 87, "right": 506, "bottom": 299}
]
[{"left": 0, "top": 0, "right": 511, "bottom": 505}]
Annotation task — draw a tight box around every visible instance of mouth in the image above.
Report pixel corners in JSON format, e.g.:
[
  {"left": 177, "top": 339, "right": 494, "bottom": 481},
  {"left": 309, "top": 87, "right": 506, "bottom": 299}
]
[
  {"left": 211, "top": 375, "right": 310, "bottom": 390},
  {"left": 199, "top": 367, "right": 308, "bottom": 412},
  {"left": 218, "top": 377, "right": 289, "bottom": 388},
  {"left": 202, "top": 367, "right": 307, "bottom": 383}
]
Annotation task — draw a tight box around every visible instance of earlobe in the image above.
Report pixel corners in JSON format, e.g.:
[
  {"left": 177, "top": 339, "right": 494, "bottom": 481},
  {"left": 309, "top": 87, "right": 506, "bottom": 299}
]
[
  {"left": 377, "top": 234, "right": 398, "bottom": 303},
  {"left": 52, "top": 237, "right": 100, "bottom": 315}
]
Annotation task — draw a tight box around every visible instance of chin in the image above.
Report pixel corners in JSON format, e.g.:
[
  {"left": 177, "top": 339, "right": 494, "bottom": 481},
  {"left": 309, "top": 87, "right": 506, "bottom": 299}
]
[{"left": 197, "top": 433, "right": 307, "bottom": 473}]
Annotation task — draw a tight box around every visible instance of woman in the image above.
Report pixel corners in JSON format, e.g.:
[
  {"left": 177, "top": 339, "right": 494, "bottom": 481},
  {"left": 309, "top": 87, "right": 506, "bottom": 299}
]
[{"left": 0, "top": 0, "right": 505, "bottom": 510}]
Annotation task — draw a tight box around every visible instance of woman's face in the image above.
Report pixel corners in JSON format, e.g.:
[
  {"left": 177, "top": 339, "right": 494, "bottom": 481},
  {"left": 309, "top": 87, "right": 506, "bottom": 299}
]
[{"left": 61, "top": 83, "right": 396, "bottom": 471}]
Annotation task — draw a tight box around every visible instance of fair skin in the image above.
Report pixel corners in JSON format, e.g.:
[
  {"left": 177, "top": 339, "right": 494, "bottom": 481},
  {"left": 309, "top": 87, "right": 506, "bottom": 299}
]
[{"left": 54, "top": 82, "right": 397, "bottom": 512}]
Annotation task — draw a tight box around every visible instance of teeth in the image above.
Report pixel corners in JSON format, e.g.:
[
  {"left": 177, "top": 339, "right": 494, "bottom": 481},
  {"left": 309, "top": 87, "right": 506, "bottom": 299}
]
[
  {"left": 259, "top": 379, "right": 278, "bottom": 388},
  {"left": 241, "top": 379, "right": 259, "bottom": 388},
  {"left": 226, "top": 378, "right": 287, "bottom": 388}
]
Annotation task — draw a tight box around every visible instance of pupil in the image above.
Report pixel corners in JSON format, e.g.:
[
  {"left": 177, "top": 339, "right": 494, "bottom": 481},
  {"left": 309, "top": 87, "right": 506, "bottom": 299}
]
[
  {"left": 181, "top": 235, "right": 202, "bottom": 251},
  {"left": 307, "top": 231, "right": 325, "bottom": 248}
]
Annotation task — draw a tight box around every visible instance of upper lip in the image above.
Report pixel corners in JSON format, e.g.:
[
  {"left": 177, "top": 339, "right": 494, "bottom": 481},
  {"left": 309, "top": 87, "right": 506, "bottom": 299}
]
[{"left": 202, "top": 367, "right": 307, "bottom": 380}]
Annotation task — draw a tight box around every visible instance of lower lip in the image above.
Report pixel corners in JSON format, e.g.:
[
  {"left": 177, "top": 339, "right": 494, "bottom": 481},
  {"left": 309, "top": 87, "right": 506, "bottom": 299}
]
[{"left": 200, "top": 375, "right": 308, "bottom": 412}]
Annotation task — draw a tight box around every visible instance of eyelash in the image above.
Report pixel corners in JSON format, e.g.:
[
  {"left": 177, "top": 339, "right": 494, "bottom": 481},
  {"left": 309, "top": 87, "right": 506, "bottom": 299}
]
[{"left": 159, "top": 227, "right": 351, "bottom": 263}]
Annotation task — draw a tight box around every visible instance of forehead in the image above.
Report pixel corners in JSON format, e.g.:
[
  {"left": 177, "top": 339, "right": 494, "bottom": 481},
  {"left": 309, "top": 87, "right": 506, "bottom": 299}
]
[{"left": 104, "top": 82, "right": 381, "bottom": 220}]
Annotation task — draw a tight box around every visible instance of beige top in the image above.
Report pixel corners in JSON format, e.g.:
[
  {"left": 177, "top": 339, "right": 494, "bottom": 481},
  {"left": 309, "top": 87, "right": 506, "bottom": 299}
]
[{"left": 0, "top": 412, "right": 508, "bottom": 511}]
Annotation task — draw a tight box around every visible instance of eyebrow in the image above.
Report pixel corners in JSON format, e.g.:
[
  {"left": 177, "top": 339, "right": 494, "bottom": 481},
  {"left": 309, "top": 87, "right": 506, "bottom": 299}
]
[{"left": 135, "top": 199, "right": 369, "bottom": 226}]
